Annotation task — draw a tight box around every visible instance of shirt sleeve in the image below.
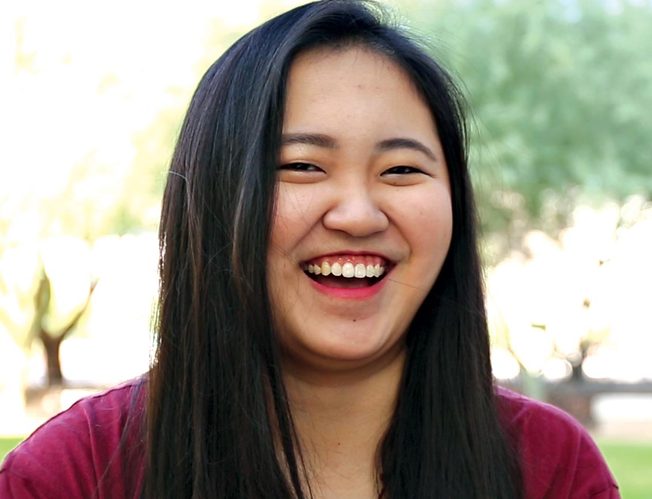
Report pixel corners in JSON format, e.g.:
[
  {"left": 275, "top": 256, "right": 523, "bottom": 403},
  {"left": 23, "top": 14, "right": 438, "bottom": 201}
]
[
  {"left": 0, "top": 382, "right": 145, "bottom": 499},
  {"left": 498, "top": 387, "right": 620, "bottom": 499}
]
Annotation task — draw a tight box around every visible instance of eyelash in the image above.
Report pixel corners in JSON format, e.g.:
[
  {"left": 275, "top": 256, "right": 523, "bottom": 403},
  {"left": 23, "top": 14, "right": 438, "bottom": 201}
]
[
  {"left": 278, "top": 162, "right": 323, "bottom": 172},
  {"left": 382, "top": 165, "right": 423, "bottom": 175},
  {"left": 279, "top": 163, "right": 424, "bottom": 175}
]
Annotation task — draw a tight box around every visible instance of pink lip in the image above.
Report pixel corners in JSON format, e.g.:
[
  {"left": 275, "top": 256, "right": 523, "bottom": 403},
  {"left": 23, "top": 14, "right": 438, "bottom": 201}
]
[
  {"left": 303, "top": 250, "right": 392, "bottom": 265},
  {"left": 301, "top": 250, "right": 394, "bottom": 300},
  {"left": 308, "top": 276, "right": 389, "bottom": 300},
  {"left": 317, "top": 250, "right": 386, "bottom": 257},
  {"left": 305, "top": 267, "right": 391, "bottom": 300}
]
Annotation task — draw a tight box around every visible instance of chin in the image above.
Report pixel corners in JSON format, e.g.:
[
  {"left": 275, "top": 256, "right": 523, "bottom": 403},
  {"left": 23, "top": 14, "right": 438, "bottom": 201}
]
[{"left": 281, "top": 323, "right": 405, "bottom": 372}]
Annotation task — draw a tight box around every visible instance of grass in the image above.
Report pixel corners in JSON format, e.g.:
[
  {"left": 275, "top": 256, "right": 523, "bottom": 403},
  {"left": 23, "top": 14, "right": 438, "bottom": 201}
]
[
  {"left": 1, "top": 436, "right": 651, "bottom": 495},
  {"left": 597, "top": 439, "right": 652, "bottom": 499},
  {"left": 0, "top": 437, "right": 22, "bottom": 463}
]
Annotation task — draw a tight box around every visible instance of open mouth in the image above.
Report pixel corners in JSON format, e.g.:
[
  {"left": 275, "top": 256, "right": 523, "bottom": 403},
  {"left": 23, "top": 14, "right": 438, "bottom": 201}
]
[{"left": 301, "top": 255, "right": 392, "bottom": 289}]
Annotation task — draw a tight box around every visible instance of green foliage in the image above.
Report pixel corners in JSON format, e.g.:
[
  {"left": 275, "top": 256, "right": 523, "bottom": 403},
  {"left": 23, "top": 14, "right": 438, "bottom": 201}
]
[
  {"left": 109, "top": 107, "right": 184, "bottom": 234},
  {"left": 409, "top": 0, "right": 652, "bottom": 251},
  {"left": 0, "top": 246, "right": 41, "bottom": 347}
]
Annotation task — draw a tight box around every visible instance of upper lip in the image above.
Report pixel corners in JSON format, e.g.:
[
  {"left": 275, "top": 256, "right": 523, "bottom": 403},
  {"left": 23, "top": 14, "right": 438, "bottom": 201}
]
[{"left": 301, "top": 250, "right": 395, "bottom": 265}]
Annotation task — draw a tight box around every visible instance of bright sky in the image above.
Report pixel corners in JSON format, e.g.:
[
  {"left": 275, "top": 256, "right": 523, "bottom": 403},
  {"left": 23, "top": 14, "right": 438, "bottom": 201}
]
[{"left": 1, "top": 0, "right": 310, "bottom": 212}]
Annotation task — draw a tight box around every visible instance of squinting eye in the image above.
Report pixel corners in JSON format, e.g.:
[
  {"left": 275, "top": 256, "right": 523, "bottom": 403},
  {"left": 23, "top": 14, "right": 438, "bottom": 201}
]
[
  {"left": 383, "top": 165, "right": 423, "bottom": 175},
  {"left": 278, "top": 162, "right": 323, "bottom": 172}
]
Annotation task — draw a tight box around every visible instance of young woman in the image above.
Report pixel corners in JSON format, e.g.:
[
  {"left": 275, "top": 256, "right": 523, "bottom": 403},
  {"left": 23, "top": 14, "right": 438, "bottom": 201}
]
[{"left": 0, "top": 1, "right": 619, "bottom": 498}]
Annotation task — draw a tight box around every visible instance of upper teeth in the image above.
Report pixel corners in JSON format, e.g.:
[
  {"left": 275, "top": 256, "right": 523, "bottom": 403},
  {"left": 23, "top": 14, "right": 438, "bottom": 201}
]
[{"left": 306, "top": 261, "right": 385, "bottom": 278}]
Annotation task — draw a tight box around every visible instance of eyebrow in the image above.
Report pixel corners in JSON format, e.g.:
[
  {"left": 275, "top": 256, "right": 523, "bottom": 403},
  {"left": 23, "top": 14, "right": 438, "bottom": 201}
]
[
  {"left": 281, "top": 133, "right": 437, "bottom": 161},
  {"left": 376, "top": 137, "right": 437, "bottom": 161},
  {"left": 281, "top": 133, "right": 337, "bottom": 149}
]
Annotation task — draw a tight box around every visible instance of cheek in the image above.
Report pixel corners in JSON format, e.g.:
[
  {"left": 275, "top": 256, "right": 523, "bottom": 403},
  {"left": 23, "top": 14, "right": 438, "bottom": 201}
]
[
  {"left": 426, "top": 205, "right": 453, "bottom": 254},
  {"left": 269, "top": 185, "right": 320, "bottom": 250},
  {"left": 269, "top": 187, "right": 294, "bottom": 250},
  {"left": 267, "top": 188, "right": 318, "bottom": 296},
  {"left": 269, "top": 211, "right": 291, "bottom": 256},
  {"left": 399, "top": 189, "right": 453, "bottom": 258}
]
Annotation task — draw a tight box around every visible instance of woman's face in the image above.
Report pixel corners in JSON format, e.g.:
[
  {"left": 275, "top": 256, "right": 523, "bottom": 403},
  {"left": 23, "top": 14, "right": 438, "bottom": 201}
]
[{"left": 268, "top": 46, "right": 452, "bottom": 375}]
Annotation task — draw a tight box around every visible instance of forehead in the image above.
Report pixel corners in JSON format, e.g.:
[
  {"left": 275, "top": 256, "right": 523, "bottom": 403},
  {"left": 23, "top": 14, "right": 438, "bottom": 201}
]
[
  {"left": 282, "top": 45, "right": 435, "bottom": 137},
  {"left": 286, "top": 44, "right": 423, "bottom": 100}
]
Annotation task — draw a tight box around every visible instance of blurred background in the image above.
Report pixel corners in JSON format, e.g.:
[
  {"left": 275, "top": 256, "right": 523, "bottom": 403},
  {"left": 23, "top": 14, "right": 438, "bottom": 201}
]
[{"left": 1, "top": 0, "right": 651, "bottom": 494}]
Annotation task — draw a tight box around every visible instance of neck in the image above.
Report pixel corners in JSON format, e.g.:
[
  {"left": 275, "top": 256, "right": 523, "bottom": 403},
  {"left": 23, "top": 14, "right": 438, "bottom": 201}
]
[{"left": 282, "top": 349, "right": 405, "bottom": 498}]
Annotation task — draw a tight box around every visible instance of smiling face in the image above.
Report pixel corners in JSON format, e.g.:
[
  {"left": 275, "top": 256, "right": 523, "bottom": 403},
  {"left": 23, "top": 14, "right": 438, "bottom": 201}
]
[{"left": 268, "top": 46, "right": 453, "bottom": 376}]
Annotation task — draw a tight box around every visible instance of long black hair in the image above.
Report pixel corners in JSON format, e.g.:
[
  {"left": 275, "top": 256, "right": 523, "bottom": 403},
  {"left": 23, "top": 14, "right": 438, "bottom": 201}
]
[{"left": 145, "top": 1, "right": 522, "bottom": 497}]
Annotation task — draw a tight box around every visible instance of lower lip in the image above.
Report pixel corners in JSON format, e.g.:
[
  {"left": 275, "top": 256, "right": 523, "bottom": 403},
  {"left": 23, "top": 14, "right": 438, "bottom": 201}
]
[{"left": 307, "top": 273, "right": 389, "bottom": 300}]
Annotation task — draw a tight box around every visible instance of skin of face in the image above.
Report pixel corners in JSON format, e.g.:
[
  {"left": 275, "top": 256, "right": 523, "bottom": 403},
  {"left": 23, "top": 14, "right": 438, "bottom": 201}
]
[{"left": 268, "top": 46, "right": 453, "bottom": 378}]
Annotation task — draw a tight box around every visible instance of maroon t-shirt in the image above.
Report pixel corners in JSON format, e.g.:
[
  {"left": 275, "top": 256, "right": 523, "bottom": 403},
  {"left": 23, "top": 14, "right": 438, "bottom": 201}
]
[{"left": 0, "top": 379, "right": 619, "bottom": 498}]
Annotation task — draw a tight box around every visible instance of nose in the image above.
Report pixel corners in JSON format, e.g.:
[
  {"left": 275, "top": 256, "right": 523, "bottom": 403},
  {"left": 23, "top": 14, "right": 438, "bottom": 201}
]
[{"left": 322, "top": 184, "right": 389, "bottom": 237}]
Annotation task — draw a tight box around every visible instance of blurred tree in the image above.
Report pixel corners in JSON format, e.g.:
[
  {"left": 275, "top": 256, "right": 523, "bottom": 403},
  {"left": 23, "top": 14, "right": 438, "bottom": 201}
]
[
  {"left": 0, "top": 20, "right": 152, "bottom": 385},
  {"left": 408, "top": 0, "right": 652, "bottom": 257},
  {"left": 29, "top": 269, "right": 97, "bottom": 387},
  {"left": 0, "top": 7, "right": 252, "bottom": 388}
]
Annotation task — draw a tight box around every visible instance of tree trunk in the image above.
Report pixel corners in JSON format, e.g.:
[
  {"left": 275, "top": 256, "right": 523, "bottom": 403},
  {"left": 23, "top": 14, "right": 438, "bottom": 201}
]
[
  {"left": 31, "top": 269, "right": 97, "bottom": 388},
  {"left": 39, "top": 330, "right": 64, "bottom": 387}
]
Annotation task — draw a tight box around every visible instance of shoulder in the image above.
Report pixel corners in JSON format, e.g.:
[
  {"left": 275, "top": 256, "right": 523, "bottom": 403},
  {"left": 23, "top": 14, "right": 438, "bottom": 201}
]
[
  {"left": 0, "top": 377, "right": 146, "bottom": 499},
  {"left": 496, "top": 386, "right": 620, "bottom": 499}
]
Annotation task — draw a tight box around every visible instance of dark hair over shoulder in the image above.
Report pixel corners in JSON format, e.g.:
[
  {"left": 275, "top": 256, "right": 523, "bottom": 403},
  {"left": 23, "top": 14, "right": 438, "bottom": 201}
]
[{"left": 145, "top": 1, "right": 522, "bottom": 497}]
